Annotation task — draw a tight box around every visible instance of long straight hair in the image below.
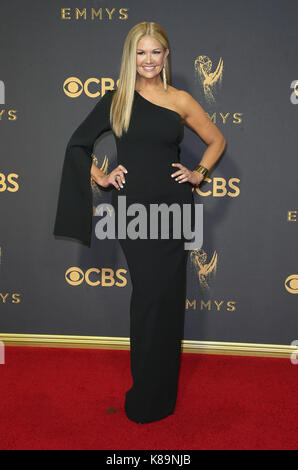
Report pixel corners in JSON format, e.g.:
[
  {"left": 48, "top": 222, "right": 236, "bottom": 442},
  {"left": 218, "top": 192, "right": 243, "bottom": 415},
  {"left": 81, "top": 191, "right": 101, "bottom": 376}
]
[{"left": 109, "top": 22, "right": 171, "bottom": 138}]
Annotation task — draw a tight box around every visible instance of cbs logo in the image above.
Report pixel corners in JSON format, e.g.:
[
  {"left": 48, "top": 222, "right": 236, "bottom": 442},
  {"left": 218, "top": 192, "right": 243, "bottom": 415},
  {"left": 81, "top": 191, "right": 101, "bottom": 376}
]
[
  {"left": 0, "top": 173, "right": 19, "bottom": 192},
  {"left": 63, "top": 77, "right": 116, "bottom": 98},
  {"left": 65, "top": 267, "right": 127, "bottom": 287},
  {"left": 193, "top": 177, "right": 240, "bottom": 197}
]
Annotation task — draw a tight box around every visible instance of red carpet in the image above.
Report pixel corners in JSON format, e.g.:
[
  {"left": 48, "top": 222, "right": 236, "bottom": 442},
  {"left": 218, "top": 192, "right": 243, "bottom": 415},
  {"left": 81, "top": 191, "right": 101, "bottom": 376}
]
[{"left": 0, "top": 345, "right": 297, "bottom": 450}]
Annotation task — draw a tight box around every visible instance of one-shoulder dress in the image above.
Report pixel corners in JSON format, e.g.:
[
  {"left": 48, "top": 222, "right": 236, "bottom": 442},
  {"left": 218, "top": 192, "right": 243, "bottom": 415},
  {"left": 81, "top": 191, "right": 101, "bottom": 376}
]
[{"left": 53, "top": 89, "right": 195, "bottom": 424}]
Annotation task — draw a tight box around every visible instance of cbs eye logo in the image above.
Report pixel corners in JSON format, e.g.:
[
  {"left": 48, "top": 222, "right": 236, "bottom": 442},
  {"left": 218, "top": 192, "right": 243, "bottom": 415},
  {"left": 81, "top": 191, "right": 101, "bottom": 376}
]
[
  {"left": 65, "top": 267, "right": 84, "bottom": 285},
  {"left": 63, "top": 77, "right": 110, "bottom": 98},
  {"left": 0, "top": 173, "right": 19, "bottom": 192},
  {"left": 285, "top": 274, "right": 298, "bottom": 294}
]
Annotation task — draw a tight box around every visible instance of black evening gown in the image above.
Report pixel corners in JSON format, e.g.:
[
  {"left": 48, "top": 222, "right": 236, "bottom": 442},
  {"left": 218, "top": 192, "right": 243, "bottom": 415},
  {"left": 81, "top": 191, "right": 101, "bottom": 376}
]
[{"left": 53, "top": 89, "right": 195, "bottom": 424}]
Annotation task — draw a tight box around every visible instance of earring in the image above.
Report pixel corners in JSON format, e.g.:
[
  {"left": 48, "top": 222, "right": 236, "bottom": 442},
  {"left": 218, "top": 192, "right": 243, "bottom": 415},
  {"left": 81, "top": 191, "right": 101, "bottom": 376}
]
[{"left": 162, "top": 64, "right": 167, "bottom": 90}]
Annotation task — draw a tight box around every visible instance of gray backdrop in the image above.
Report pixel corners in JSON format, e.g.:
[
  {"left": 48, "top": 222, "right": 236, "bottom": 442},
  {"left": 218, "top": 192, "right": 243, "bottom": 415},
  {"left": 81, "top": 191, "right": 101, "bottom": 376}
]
[{"left": 0, "top": 0, "right": 297, "bottom": 345}]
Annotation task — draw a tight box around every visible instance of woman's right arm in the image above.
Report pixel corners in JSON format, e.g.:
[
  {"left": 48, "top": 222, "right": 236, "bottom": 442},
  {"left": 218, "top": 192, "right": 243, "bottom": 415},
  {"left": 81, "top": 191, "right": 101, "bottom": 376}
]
[{"left": 53, "top": 90, "right": 114, "bottom": 246}]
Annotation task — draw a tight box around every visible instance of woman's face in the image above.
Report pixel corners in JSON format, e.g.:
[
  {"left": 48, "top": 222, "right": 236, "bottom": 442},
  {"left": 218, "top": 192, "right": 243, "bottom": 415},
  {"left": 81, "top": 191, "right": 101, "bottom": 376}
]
[{"left": 136, "top": 35, "right": 169, "bottom": 80}]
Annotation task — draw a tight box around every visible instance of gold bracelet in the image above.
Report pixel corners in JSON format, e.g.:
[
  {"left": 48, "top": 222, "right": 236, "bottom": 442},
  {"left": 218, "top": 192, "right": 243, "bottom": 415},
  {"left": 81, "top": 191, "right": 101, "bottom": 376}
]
[{"left": 193, "top": 164, "right": 209, "bottom": 178}]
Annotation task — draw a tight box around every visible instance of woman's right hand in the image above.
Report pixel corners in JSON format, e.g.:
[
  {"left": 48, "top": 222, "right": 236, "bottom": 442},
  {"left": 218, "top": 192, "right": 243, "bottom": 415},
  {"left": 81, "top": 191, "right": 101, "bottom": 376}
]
[{"left": 91, "top": 162, "right": 128, "bottom": 191}]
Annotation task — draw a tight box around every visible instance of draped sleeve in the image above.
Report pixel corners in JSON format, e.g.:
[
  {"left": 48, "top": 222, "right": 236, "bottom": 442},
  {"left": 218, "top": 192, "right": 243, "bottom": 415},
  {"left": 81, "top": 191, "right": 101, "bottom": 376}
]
[{"left": 53, "top": 90, "right": 113, "bottom": 247}]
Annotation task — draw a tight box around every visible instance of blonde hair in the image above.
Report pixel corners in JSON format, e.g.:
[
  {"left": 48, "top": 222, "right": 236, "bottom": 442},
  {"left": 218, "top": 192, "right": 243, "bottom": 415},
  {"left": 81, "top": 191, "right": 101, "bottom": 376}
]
[{"left": 109, "top": 21, "right": 171, "bottom": 138}]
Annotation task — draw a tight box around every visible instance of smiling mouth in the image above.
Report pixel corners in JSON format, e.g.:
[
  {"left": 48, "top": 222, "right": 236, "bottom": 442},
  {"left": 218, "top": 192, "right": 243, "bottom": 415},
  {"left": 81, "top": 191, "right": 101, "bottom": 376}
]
[{"left": 143, "top": 66, "right": 156, "bottom": 70}]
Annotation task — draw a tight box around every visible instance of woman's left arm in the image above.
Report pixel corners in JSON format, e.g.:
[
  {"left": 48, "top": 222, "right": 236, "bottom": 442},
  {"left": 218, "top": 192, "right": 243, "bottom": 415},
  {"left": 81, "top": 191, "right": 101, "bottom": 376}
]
[{"left": 171, "top": 90, "right": 226, "bottom": 186}]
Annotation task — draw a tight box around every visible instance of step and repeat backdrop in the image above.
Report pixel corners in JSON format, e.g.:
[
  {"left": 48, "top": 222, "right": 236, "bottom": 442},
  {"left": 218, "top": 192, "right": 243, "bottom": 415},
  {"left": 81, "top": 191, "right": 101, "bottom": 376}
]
[{"left": 0, "top": 0, "right": 297, "bottom": 346}]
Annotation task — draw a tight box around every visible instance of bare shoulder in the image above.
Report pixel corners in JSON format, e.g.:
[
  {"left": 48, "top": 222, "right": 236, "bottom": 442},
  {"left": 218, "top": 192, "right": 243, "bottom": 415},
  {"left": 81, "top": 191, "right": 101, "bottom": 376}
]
[
  {"left": 167, "top": 85, "right": 186, "bottom": 101},
  {"left": 167, "top": 86, "right": 202, "bottom": 120},
  {"left": 168, "top": 86, "right": 191, "bottom": 99},
  {"left": 176, "top": 88, "right": 201, "bottom": 109}
]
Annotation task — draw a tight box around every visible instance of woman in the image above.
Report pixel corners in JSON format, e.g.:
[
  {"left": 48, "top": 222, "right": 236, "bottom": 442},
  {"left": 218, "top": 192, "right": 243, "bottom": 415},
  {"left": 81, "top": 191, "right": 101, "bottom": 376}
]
[{"left": 54, "top": 22, "right": 226, "bottom": 424}]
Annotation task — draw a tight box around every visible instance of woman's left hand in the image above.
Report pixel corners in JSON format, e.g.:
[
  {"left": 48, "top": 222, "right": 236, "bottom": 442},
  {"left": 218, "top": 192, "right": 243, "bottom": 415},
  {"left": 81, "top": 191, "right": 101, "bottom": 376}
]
[{"left": 171, "top": 163, "right": 205, "bottom": 186}]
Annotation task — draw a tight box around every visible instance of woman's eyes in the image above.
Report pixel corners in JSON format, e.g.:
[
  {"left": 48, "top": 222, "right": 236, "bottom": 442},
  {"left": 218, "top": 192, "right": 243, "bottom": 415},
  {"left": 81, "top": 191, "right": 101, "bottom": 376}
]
[{"left": 137, "top": 51, "right": 161, "bottom": 54}]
